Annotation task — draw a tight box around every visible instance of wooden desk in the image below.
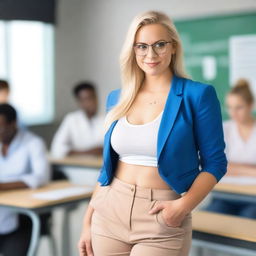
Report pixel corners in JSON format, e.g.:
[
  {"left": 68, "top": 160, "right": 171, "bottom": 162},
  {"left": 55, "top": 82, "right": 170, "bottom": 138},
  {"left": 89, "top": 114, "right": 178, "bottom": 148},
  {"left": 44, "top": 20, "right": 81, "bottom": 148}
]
[
  {"left": 192, "top": 210, "right": 256, "bottom": 255},
  {"left": 48, "top": 155, "right": 103, "bottom": 169},
  {"left": 213, "top": 182, "right": 256, "bottom": 204},
  {"left": 0, "top": 181, "right": 94, "bottom": 256}
]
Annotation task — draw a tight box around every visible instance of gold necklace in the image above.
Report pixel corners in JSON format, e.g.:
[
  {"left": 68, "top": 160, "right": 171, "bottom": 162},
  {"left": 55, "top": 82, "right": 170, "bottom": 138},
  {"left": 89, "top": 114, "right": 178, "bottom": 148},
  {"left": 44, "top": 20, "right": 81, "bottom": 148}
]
[{"left": 149, "top": 100, "right": 157, "bottom": 105}]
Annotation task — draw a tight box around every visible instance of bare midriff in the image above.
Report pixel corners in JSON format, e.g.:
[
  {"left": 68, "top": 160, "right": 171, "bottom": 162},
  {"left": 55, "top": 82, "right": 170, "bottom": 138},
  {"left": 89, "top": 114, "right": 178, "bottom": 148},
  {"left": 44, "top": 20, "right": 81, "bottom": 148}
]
[{"left": 114, "top": 159, "right": 171, "bottom": 189}]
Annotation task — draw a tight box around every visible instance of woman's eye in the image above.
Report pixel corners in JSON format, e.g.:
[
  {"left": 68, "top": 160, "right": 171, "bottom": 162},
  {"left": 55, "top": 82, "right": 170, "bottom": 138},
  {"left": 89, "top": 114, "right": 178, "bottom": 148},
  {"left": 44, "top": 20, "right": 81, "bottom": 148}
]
[
  {"left": 155, "top": 42, "right": 166, "bottom": 48},
  {"left": 137, "top": 44, "right": 147, "bottom": 50}
]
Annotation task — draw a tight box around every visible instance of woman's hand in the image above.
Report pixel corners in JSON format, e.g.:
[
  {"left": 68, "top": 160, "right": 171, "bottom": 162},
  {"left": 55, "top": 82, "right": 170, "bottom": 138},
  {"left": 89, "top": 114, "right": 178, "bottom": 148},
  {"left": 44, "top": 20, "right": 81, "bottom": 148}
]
[
  {"left": 148, "top": 198, "right": 190, "bottom": 227},
  {"left": 78, "top": 223, "right": 94, "bottom": 256}
]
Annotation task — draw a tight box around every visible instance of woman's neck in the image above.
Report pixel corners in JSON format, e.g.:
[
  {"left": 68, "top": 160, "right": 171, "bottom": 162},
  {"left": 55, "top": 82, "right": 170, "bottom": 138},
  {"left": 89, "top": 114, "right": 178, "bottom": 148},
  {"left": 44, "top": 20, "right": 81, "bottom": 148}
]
[
  {"left": 142, "top": 69, "right": 173, "bottom": 92},
  {"left": 236, "top": 117, "right": 255, "bottom": 127}
]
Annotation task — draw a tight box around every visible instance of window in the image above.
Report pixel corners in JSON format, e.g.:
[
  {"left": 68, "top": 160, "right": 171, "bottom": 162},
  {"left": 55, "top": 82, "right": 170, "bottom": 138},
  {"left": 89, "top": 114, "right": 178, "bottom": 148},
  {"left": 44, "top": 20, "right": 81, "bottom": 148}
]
[{"left": 0, "top": 20, "right": 54, "bottom": 125}]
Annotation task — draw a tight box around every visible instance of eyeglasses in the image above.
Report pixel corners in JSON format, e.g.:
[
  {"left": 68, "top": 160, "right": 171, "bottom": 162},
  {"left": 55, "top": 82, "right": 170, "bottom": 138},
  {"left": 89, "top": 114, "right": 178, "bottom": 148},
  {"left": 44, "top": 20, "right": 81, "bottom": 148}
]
[{"left": 133, "top": 41, "right": 172, "bottom": 56}]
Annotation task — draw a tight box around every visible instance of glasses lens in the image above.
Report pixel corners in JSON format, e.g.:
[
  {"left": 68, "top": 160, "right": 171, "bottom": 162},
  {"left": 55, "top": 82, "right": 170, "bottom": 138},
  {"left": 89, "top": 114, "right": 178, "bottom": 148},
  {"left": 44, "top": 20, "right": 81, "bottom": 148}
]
[
  {"left": 134, "top": 44, "right": 148, "bottom": 56},
  {"left": 153, "top": 42, "right": 168, "bottom": 55}
]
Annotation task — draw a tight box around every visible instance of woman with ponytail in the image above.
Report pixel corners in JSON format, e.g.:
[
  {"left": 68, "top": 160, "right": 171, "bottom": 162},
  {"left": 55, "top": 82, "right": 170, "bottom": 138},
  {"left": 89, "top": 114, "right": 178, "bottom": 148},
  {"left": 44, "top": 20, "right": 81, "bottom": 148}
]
[{"left": 205, "top": 78, "right": 256, "bottom": 219}]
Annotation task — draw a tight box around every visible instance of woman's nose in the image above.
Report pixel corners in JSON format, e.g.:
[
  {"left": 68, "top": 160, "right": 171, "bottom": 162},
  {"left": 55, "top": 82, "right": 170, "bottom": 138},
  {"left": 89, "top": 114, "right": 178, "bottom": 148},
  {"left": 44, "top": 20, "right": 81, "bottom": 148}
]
[{"left": 146, "top": 46, "right": 158, "bottom": 58}]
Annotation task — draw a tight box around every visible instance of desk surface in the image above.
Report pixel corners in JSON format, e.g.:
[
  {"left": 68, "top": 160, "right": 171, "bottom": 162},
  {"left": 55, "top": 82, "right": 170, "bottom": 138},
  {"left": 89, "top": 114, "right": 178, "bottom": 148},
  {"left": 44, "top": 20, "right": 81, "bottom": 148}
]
[
  {"left": 0, "top": 181, "right": 94, "bottom": 209},
  {"left": 49, "top": 155, "right": 103, "bottom": 168},
  {"left": 192, "top": 210, "right": 256, "bottom": 243},
  {"left": 214, "top": 182, "right": 256, "bottom": 196}
]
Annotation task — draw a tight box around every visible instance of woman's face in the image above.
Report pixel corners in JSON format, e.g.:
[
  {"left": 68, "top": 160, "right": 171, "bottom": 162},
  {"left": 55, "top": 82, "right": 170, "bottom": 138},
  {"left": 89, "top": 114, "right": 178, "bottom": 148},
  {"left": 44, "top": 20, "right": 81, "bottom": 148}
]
[
  {"left": 134, "top": 24, "right": 176, "bottom": 77},
  {"left": 226, "top": 93, "right": 253, "bottom": 123}
]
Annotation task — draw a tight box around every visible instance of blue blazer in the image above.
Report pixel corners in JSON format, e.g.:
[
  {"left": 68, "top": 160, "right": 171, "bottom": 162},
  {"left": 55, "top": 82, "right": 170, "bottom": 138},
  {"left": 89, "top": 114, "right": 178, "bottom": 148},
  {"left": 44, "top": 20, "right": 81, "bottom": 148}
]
[{"left": 97, "top": 75, "right": 227, "bottom": 194}]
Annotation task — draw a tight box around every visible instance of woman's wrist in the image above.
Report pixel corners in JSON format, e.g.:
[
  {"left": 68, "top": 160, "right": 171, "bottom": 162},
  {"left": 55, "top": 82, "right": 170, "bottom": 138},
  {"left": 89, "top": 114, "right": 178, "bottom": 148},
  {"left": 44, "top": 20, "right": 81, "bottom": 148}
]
[
  {"left": 177, "top": 197, "right": 194, "bottom": 214},
  {"left": 83, "top": 220, "right": 91, "bottom": 228}
]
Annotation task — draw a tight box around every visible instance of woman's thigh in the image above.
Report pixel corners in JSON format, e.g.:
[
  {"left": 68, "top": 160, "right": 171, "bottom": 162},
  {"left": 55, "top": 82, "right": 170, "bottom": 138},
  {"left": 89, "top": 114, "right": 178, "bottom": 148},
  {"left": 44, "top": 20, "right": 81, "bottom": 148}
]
[{"left": 91, "top": 232, "right": 132, "bottom": 256}]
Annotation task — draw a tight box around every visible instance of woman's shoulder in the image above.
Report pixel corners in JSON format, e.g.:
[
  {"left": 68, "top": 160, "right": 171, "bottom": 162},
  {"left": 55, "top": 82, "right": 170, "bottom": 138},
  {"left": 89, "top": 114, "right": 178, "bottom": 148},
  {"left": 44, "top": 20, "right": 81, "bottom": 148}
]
[
  {"left": 181, "top": 76, "right": 214, "bottom": 96},
  {"left": 180, "top": 77, "right": 218, "bottom": 109},
  {"left": 106, "top": 88, "right": 121, "bottom": 111}
]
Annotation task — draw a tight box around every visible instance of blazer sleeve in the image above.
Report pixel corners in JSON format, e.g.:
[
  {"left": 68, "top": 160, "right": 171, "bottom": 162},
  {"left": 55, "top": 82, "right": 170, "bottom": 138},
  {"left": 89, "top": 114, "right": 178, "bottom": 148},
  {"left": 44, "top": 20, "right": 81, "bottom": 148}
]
[
  {"left": 97, "top": 90, "right": 115, "bottom": 184},
  {"left": 194, "top": 85, "right": 228, "bottom": 183},
  {"left": 106, "top": 91, "right": 113, "bottom": 112},
  {"left": 106, "top": 89, "right": 120, "bottom": 112}
]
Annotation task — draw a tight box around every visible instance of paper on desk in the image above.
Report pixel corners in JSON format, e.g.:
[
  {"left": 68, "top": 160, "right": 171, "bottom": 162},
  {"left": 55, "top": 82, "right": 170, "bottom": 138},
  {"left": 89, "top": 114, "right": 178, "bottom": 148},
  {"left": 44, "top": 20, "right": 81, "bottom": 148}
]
[
  {"left": 32, "top": 187, "right": 94, "bottom": 200},
  {"left": 220, "top": 176, "right": 256, "bottom": 185}
]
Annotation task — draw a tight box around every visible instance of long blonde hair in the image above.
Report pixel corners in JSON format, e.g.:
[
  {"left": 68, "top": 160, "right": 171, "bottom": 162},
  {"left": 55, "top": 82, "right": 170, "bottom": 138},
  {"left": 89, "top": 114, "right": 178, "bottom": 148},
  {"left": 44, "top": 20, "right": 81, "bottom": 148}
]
[{"left": 104, "top": 10, "right": 189, "bottom": 132}]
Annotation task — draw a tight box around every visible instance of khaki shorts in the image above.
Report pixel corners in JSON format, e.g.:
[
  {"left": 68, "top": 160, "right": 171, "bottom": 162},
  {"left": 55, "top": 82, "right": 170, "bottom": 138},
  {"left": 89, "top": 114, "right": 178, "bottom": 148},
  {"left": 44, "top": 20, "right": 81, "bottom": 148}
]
[{"left": 89, "top": 176, "right": 192, "bottom": 256}]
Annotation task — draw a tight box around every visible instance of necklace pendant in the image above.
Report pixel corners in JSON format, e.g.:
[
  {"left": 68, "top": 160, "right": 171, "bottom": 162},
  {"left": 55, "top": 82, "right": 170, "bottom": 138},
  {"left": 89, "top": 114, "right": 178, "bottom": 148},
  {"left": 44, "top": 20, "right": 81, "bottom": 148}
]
[{"left": 149, "top": 100, "right": 157, "bottom": 105}]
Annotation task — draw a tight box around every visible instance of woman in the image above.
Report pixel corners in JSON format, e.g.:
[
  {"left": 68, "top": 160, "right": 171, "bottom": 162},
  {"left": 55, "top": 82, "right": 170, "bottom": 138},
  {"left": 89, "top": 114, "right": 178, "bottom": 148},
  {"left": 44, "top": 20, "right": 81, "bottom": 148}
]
[
  {"left": 78, "top": 10, "right": 227, "bottom": 256},
  {"left": 205, "top": 79, "right": 256, "bottom": 218}
]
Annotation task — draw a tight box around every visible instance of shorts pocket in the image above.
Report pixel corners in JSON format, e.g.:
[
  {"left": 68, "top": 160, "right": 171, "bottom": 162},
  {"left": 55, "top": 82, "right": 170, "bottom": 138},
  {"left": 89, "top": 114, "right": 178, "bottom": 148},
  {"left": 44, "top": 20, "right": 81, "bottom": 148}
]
[
  {"left": 156, "top": 210, "right": 184, "bottom": 234},
  {"left": 150, "top": 200, "right": 185, "bottom": 235}
]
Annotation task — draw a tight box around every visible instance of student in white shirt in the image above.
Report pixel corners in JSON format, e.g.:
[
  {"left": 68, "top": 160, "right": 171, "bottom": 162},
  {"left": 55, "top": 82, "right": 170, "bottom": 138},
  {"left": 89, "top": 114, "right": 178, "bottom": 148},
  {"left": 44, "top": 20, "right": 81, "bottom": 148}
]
[
  {"left": 51, "top": 82, "right": 105, "bottom": 158},
  {"left": 0, "top": 103, "right": 50, "bottom": 256},
  {"left": 205, "top": 79, "right": 256, "bottom": 218}
]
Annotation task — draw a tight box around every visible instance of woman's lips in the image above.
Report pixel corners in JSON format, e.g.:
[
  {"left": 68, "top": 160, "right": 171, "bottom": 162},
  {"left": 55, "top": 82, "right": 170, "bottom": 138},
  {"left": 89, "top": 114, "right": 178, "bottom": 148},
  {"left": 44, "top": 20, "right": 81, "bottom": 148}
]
[{"left": 145, "top": 62, "right": 160, "bottom": 68}]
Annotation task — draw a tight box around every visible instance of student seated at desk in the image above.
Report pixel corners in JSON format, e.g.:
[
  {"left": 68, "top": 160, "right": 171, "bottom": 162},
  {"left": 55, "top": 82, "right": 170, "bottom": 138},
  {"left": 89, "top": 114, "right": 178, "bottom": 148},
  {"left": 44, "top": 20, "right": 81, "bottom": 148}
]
[
  {"left": 0, "top": 103, "right": 50, "bottom": 256},
  {"left": 51, "top": 82, "right": 105, "bottom": 158},
  {"left": 205, "top": 79, "right": 256, "bottom": 219}
]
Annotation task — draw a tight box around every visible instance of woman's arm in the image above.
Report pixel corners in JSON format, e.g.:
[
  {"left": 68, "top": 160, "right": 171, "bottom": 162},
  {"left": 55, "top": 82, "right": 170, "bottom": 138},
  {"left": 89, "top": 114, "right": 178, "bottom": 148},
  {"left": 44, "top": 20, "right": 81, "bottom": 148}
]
[
  {"left": 179, "top": 84, "right": 228, "bottom": 212},
  {"left": 82, "top": 182, "right": 101, "bottom": 225},
  {"left": 149, "top": 172, "right": 217, "bottom": 227},
  {"left": 179, "top": 172, "right": 217, "bottom": 212},
  {"left": 179, "top": 85, "right": 228, "bottom": 212},
  {"left": 149, "top": 85, "right": 227, "bottom": 227}
]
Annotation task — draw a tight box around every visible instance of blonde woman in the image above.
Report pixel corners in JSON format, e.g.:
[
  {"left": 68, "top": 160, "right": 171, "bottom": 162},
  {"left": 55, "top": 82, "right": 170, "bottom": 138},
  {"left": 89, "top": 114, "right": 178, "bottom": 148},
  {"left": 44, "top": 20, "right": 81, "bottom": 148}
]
[
  {"left": 78, "top": 10, "right": 227, "bottom": 256},
  {"left": 205, "top": 79, "right": 256, "bottom": 218}
]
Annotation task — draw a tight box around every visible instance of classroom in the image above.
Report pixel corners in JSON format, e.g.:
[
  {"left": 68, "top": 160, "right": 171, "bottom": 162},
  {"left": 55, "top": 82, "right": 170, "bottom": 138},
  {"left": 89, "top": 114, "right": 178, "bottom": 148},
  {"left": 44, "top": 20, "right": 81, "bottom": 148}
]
[{"left": 0, "top": 0, "right": 256, "bottom": 256}]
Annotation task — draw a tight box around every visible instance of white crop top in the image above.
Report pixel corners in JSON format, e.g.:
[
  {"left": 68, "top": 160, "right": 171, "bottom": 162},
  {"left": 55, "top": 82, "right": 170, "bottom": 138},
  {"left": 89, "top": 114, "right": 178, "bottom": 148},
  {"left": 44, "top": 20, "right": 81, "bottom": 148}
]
[{"left": 110, "top": 110, "right": 163, "bottom": 167}]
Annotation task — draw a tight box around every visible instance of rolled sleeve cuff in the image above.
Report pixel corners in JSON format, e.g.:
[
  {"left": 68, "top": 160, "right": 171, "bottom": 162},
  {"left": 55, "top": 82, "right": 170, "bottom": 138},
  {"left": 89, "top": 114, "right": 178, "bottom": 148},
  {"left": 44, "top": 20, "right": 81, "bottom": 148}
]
[{"left": 200, "top": 166, "right": 227, "bottom": 183}]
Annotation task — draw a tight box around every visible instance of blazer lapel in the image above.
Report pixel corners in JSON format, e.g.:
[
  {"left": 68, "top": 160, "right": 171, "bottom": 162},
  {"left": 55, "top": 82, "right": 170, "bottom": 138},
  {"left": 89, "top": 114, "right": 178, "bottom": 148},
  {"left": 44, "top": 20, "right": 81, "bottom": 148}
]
[{"left": 157, "top": 75, "right": 184, "bottom": 162}]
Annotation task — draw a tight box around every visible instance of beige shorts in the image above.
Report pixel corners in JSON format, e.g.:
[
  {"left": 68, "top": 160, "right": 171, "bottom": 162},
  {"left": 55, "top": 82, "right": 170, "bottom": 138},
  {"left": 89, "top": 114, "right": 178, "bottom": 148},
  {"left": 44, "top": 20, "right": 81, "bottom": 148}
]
[{"left": 89, "top": 176, "right": 192, "bottom": 256}]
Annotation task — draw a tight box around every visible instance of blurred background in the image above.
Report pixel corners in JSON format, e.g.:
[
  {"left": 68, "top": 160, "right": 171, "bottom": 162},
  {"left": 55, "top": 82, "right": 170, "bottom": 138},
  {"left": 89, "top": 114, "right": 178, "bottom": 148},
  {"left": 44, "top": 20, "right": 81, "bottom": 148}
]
[{"left": 0, "top": 1, "right": 256, "bottom": 256}]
